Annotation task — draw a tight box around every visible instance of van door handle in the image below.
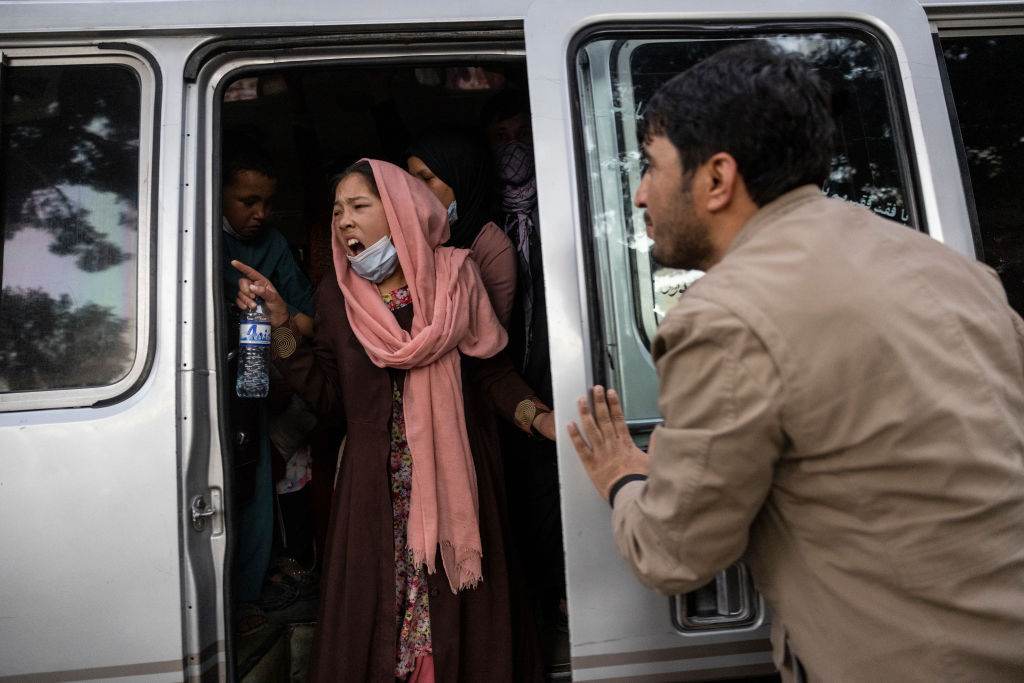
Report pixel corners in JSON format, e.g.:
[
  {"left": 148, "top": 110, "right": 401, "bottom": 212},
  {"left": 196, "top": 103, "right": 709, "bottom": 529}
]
[{"left": 190, "top": 494, "right": 217, "bottom": 532}]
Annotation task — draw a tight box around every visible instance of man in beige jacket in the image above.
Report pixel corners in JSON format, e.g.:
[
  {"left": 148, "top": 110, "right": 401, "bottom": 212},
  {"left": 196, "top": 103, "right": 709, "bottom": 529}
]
[{"left": 568, "top": 41, "right": 1024, "bottom": 680}]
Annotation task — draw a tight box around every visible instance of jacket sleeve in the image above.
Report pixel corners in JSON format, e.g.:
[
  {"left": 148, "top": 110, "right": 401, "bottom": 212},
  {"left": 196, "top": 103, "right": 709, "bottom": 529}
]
[
  {"left": 471, "top": 223, "right": 518, "bottom": 330},
  {"left": 270, "top": 231, "right": 316, "bottom": 318},
  {"left": 612, "top": 296, "right": 784, "bottom": 595},
  {"left": 272, "top": 281, "right": 344, "bottom": 421},
  {"left": 464, "top": 351, "right": 536, "bottom": 429}
]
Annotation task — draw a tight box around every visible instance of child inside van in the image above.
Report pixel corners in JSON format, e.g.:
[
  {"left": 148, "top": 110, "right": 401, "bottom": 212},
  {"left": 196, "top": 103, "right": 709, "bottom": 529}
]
[{"left": 221, "top": 133, "right": 316, "bottom": 633}]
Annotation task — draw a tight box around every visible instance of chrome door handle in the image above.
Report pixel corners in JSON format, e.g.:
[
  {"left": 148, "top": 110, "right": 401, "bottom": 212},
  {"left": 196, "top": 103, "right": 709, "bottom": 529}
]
[{"left": 190, "top": 494, "right": 216, "bottom": 532}]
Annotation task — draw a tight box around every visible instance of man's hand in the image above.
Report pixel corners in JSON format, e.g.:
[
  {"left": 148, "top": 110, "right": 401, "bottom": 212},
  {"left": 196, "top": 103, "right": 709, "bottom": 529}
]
[
  {"left": 567, "top": 385, "right": 649, "bottom": 501},
  {"left": 232, "top": 260, "right": 289, "bottom": 327}
]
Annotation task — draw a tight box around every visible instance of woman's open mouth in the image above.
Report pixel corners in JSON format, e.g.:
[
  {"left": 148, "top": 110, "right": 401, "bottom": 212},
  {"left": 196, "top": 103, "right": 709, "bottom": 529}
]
[{"left": 347, "top": 237, "right": 366, "bottom": 256}]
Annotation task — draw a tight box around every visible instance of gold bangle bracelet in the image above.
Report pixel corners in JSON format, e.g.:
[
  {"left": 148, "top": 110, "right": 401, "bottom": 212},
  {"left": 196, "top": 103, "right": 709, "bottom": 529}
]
[{"left": 514, "top": 398, "right": 538, "bottom": 433}]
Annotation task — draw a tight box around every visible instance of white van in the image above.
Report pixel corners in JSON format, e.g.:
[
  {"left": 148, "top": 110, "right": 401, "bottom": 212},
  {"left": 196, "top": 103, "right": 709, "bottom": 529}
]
[{"left": 0, "top": 0, "right": 1019, "bottom": 680}]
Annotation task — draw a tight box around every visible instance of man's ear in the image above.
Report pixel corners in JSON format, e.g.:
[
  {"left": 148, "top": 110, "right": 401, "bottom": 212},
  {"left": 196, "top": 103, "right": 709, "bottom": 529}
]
[{"left": 703, "top": 152, "right": 741, "bottom": 213}]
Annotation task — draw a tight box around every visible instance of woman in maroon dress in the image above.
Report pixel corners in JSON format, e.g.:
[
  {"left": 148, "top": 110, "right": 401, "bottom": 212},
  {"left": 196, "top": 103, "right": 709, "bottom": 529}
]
[{"left": 232, "top": 159, "right": 544, "bottom": 682}]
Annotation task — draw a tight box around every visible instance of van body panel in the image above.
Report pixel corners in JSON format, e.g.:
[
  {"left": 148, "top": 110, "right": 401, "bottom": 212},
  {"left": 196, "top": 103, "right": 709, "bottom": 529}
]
[
  {"left": 525, "top": 0, "right": 974, "bottom": 678},
  {"left": 0, "top": 389, "right": 184, "bottom": 679},
  {"left": 0, "top": 0, "right": 1004, "bottom": 37},
  {"left": 0, "top": 33, "right": 220, "bottom": 680}
]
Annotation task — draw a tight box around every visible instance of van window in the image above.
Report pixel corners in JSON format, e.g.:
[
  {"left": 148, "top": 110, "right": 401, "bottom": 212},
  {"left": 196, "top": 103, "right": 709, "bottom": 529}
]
[
  {"left": 575, "top": 30, "right": 918, "bottom": 351},
  {"left": 0, "top": 63, "right": 141, "bottom": 394},
  {"left": 939, "top": 33, "right": 1024, "bottom": 315}
]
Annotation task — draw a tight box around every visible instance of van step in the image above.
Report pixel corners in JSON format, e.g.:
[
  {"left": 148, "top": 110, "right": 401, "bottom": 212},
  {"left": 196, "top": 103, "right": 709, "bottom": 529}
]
[{"left": 240, "top": 618, "right": 564, "bottom": 681}]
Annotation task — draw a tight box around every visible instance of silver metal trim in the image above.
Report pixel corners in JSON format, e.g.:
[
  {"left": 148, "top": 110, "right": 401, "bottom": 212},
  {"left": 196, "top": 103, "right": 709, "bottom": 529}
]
[{"left": 0, "top": 658, "right": 183, "bottom": 682}]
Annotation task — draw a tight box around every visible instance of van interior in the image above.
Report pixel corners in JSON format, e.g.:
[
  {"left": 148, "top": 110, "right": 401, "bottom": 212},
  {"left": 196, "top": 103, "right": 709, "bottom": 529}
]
[{"left": 218, "top": 57, "right": 569, "bottom": 680}]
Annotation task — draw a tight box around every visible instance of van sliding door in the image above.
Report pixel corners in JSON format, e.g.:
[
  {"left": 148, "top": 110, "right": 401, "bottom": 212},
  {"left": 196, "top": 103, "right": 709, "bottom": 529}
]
[
  {"left": 0, "top": 47, "right": 173, "bottom": 680},
  {"left": 524, "top": 0, "right": 971, "bottom": 679}
]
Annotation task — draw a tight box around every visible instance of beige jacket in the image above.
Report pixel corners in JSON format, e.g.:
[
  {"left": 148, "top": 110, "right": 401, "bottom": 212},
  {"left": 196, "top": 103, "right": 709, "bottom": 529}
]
[{"left": 613, "top": 186, "right": 1024, "bottom": 681}]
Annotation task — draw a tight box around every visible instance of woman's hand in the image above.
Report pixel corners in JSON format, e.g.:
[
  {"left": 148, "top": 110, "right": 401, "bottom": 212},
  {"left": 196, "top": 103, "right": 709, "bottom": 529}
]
[
  {"left": 231, "top": 260, "right": 289, "bottom": 327},
  {"left": 532, "top": 410, "right": 556, "bottom": 441}
]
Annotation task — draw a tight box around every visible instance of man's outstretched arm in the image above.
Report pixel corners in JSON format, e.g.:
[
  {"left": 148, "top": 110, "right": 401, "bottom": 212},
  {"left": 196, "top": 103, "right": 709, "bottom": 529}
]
[{"left": 570, "top": 297, "right": 784, "bottom": 594}]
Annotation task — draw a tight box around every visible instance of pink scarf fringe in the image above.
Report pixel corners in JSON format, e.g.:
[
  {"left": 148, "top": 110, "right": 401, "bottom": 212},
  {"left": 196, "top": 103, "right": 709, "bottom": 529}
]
[{"left": 334, "top": 159, "right": 507, "bottom": 592}]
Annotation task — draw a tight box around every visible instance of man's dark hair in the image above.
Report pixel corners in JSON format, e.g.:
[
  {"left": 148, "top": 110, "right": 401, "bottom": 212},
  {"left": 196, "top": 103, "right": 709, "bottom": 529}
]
[
  {"left": 221, "top": 130, "right": 278, "bottom": 186},
  {"left": 642, "top": 41, "right": 835, "bottom": 206}
]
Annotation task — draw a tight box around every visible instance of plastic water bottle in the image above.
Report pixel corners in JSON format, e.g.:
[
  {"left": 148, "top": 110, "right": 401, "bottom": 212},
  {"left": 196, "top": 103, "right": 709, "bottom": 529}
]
[{"left": 236, "top": 297, "right": 271, "bottom": 398}]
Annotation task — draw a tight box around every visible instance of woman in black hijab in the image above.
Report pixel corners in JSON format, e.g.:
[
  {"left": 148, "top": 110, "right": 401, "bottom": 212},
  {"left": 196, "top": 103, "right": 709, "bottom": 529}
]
[
  {"left": 406, "top": 129, "right": 493, "bottom": 249},
  {"left": 406, "top": 129, "right": 518, "bottom": 328}
]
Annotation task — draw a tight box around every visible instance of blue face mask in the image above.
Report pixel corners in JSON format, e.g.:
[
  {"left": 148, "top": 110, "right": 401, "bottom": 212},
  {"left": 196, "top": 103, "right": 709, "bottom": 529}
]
[
  {"left": 346, "top": 235, "right": 399, "bottom": 283},
  {"left": 447, "top": 199, "right": 458, "bottom": 226}
]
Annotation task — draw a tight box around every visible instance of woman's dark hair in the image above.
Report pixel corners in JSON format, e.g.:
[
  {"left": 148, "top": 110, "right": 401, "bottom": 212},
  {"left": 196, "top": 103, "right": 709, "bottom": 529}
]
[
  {"left": 405, "top": 129, "right": 494, "bottom": 249},
  {"left": 222, "top": 130, "right": 278, "bottom": 186},
  {"left": 481, "top": 89, "right": 530, "bottom": 129},
  {"left": 330, "top": 159, "right": 379, "bottom": 198},
  {"left": 641, "top": 40, "right": 836, "bottom": 206}
]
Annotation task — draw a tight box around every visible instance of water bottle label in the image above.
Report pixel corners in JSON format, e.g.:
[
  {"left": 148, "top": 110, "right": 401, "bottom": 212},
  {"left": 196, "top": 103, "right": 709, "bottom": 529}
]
[{"left": 239, "top": 322, "right": 272, "bottom": 347}]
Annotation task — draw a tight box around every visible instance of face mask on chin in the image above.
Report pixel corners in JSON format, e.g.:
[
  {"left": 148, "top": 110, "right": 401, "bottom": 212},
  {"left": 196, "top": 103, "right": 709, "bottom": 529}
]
[
  {"left": 346, "top": 235, "right": 400, "bottom": 283},
  {"left": 447, "top": 199, "right": 458, "bottom": 226}
]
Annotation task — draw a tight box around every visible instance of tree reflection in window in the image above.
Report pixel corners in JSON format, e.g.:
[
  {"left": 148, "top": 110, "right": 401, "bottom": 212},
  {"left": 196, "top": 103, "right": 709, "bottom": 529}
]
[
  {"left": 1, "top": 64, "right": 141, "bottom": 393},
  {"left": 629, "top": 34, "right": 913, "bottom": 226},
  {"left": 619, "top": 33, "right": 915, "bottom": 331}
]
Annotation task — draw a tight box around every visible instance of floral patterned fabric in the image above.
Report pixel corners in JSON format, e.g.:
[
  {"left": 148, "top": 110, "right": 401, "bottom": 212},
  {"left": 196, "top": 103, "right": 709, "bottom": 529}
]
[{"left": 383, "top": 286, "right": 432, "bottom": 678}]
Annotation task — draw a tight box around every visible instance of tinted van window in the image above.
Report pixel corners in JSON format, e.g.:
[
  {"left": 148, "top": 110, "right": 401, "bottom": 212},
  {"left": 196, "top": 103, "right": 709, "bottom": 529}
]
[{"left": 941, "top": 33, "right": 1024, "bottom": 315}]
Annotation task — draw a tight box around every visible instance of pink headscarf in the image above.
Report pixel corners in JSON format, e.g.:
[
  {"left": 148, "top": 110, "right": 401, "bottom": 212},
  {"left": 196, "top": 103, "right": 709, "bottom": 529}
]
[{"left": 333, "top": 159, "right": 507, "bottom": 592}]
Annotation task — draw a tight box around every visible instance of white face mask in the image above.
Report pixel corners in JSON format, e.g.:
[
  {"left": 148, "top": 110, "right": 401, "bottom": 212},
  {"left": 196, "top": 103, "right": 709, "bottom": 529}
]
[
  {"left": 346, "top": 235, "right": 399, "bottom": 283},
  {"left": 447, "top": 199, "right": 458, "bottom": 226}
]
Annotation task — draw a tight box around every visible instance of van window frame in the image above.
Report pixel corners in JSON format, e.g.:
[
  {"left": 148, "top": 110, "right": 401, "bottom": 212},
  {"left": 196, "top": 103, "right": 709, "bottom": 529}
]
[
  {"left": 0, "top": 46, "right": 158, "bottom": 413},
  {"left": 192, "top": 41, "right": 529, "bottom": 675},
  {"left": 567, "top": 20, "right": 927, "bottom": 391}
]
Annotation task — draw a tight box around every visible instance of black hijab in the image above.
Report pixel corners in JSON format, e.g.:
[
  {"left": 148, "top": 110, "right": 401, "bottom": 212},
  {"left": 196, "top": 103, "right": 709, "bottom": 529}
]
[{"left": 406, "top": 129, "right": 494, "bottom": 249}]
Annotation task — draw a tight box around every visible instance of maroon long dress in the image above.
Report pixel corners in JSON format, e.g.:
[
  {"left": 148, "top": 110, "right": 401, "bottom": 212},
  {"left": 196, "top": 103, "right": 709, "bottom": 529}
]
[{"left": 273, "top": 276, "right": 542, "bottom": 682}]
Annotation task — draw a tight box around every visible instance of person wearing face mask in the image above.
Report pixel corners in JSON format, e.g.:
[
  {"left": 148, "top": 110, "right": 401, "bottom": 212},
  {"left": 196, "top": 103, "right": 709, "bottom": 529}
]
[
  {"left": 483, "top": 91, "right": 567, "bottom": 647},
  {"left": 481, "top": 90, "right": 542, "bottom": 374},
  {"left": 231, "top": 160, "right": 544, "bottom": 682},
  {"left": 405, "top": 129, "right": 517, "bottom": 329},
  {"left": 405, "top": 129, "right": 555, "bottom": 439}
]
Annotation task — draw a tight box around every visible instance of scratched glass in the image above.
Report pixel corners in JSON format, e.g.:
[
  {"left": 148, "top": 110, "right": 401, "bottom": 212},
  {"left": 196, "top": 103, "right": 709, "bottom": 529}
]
[
  {"left": 0, "top": 64, "right": 141, "bottom": 393},
  {"left": 577, "top": 32, "right": 916, "bottom": 345}
]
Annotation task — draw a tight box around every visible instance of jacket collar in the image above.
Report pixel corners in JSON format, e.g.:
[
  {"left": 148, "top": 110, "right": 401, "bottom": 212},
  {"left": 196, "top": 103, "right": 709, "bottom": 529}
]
[{"left": 724, "top": 184, "right": 824, "bottom": 258}]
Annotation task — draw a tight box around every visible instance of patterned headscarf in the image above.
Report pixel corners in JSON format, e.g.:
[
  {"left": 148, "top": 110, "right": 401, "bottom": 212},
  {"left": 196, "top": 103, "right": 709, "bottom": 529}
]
[{"left": 496, "top": 141, "right": 538, "bottom": 369}]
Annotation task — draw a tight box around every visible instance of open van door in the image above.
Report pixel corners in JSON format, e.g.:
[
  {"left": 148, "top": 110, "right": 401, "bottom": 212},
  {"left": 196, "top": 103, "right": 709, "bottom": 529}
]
[{"left": 524, "top": 0, "right": 972, "bottom": 679}]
